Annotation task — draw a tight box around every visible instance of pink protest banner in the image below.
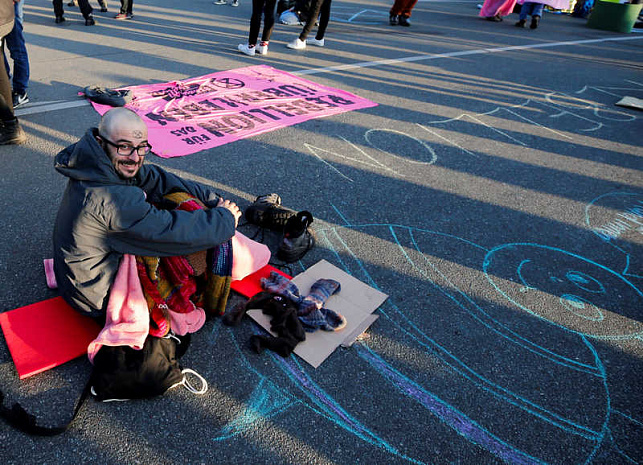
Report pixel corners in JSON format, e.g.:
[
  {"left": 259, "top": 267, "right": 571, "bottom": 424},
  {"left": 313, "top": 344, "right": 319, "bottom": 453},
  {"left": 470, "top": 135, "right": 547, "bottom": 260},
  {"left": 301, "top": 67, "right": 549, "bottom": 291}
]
[{"left": 90, "top": 65, "right": 378, "bottom": 158}]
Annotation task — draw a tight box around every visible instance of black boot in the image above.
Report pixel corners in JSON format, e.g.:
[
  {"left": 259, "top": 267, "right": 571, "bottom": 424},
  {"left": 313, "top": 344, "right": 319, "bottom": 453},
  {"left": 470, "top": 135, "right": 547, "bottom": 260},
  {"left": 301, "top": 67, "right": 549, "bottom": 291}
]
[
  {"left": 398, "top": 15, "right": 410, "bottom": 27},
  {"left": 85, "top": 15, "right": 95, "bottom": 26},
  {"left": 277, "top": 211, "right": 316, "bottom": 263},
  {"left": 515, "top": 19, "right": 526, "bottom": 27},
  {"left": 530, "top": 15, "right": 540, "bottom": 29},
  {"left": 0, "top": 118, "right": 27, "bottom": 145},
  {"left": 55, "top": 15, "right": 65, "bottom": 23},
  {"left": 389, "top": 14, "right": 398, "bottom": 25},
  {"left": 245, "top": 193, "right": 297, "bottom": 231}
]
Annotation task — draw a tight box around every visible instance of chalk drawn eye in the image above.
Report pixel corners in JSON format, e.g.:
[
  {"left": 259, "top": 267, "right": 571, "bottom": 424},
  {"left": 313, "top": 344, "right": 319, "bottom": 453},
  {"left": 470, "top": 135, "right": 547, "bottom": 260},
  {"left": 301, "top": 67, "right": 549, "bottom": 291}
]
[
  {"left": 559, "top": 294, "right": 604, "bottom": 322},
  {"left": 565, "top": 271, "right": 605, "bottom": 294}
]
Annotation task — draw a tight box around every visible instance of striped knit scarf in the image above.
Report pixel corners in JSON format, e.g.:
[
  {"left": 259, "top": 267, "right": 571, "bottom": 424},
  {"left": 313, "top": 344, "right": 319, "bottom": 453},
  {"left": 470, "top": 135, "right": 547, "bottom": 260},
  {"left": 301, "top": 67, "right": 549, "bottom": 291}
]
[{"left": 137, "top": 192, "right": 233, "bottom": 337}]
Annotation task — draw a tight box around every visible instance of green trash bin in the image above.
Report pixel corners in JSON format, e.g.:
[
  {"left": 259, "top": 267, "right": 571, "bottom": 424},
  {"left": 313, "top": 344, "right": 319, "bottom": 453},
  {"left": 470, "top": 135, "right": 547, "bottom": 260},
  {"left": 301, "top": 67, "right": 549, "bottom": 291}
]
[{"left": 587, "top": 1, "right": 643, "bottom": 33}]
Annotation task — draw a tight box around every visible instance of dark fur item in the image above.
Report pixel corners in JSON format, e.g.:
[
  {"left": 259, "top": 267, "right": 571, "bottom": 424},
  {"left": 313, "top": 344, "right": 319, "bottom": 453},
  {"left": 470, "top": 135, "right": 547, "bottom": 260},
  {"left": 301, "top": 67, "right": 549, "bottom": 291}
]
[
  {"left": 223, "top": 292, "right": 306, "bottom": 357},
  {"left": 222, "top": 302, "right": 247, "bottom": 327}
]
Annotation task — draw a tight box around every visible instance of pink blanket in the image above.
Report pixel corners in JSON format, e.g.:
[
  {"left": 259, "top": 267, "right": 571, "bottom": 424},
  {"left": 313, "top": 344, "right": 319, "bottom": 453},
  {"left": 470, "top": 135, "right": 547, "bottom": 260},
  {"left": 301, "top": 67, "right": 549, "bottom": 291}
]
[
  {"left": 231, "top": 231, "right": 271, "bottom": 281},
  {"left": 480, "top": 0, "right": 517, "bottom": 17},
  {"left": 87, "top": 254, "right": 149, "bottom": 363},
  {"left": 517, "top": 0, "right": 571, "bottom": 10}
]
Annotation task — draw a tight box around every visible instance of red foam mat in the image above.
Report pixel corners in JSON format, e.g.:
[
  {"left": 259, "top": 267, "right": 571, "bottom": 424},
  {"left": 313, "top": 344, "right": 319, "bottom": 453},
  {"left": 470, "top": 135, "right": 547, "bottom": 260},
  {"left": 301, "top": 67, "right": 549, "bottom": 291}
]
[
  {"left": 0, "top": 297, "right": 101, "bottom": 379},
  {"left": 230, "top": 265, "right": 292, "bottom": 298}
]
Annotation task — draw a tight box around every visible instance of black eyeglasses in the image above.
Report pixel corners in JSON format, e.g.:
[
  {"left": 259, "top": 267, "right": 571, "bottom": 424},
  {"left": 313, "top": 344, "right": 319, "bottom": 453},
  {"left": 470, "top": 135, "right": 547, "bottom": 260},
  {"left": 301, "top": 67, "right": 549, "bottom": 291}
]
[{"left": 99, "top": 134, "right": 152, "bottom": 157}]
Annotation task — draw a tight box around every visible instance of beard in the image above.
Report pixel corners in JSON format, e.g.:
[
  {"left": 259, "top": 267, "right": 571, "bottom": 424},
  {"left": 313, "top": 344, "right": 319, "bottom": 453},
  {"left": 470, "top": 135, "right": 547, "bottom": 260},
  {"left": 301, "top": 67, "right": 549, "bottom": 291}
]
[{"left": 115, "top": 158, "right": 143, "bottom": 179}]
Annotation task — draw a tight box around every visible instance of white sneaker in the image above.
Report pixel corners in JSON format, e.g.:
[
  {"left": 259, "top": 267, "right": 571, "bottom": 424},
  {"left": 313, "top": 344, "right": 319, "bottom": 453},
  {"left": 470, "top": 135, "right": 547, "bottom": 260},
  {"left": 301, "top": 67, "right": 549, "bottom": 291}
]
[
  {"left": 213, "top": 0, "right": 226, "bottom": 4},
  {"left": 231, "top": 0, "right": 239, "bottom": 6},
  {"left": 306, "top": 37, "right": 324, "bottom": 47},
  {"left": 238, "top": 43, "right": 255, "bottom": 56},
  {"left": 256, "top": 43, "right": 268, "bottom": 55},
  {"left": 287, "top": 38, "right": 306, "bottom": 50}
]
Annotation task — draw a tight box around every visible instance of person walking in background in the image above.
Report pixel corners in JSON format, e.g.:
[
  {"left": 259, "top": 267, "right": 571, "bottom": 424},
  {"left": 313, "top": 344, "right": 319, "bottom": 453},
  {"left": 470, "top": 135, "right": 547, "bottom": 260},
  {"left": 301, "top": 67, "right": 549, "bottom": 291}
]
[
  {"left": 515, "top": 1, "right": 544, "bottom": 28},
  {"left": 238, "top": 0, "right": 278, "bottom": 56},
  {"left": 114, "top": 0, "right": 133, "bottom": 19},
  {"left": 0, "top": 0, "right": 27, "bottom": 145},
  {"left": 515, "top": 0, "right": 569, "bottom": 28},
  {"left": 52, "top": 0, "right": 95, "bottom": 25},
  {"left": 479, "top": 0, "right": 517, "bottom": 21},
  {"left": 4, "top": 0, "right": 29, "bottom": 107},
  {"left": 214, "top": 0, "right": 239, "bottom": 6},
  {"left": 68, "top": 0, "right": 107, "bottom": 13},
  {"left": 286, "top": 0, "right": 330, "bottom": 50},
  {"left": 389, "top": 0, "right": 418, "bottom": 26}
]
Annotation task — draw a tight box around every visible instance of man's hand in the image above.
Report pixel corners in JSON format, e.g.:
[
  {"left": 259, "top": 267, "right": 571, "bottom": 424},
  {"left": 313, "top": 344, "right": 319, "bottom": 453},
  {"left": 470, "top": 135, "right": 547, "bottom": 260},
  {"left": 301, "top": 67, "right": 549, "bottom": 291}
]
[{"left": 217, "top": 198, "right": 241, "bottom": 228}]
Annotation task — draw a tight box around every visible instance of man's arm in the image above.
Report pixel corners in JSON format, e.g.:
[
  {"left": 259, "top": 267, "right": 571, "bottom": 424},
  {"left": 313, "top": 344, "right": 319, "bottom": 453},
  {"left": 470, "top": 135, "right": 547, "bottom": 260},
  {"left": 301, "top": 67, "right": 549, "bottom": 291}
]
[
  {"left": 102, "top": 185, "right": 238, "bottom": 257},
  {"left": 137, "top": 164, "right": 223, "bottom": 208}
]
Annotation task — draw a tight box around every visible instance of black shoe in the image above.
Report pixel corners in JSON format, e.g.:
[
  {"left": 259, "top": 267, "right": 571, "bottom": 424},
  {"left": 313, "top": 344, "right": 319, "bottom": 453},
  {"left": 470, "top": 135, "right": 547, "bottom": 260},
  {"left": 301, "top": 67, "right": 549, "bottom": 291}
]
[
  {"left": 12, "top": 91, "right": 29, "bottom": 108},
  {"left": 398, "top": 15, "right": 410, "bottom": 26},
  {"left": 0, "top": 118, "right": 27, "bottom": 145},
  {"left": 55, "top": 15, "right": 65, "bottom": 24},
  {"left": 277, "top": 211, "right": 315, "bottom": 263},
  {"left": 67, "top": 0, "right": 76, "bottom": 6},
  {"left": 486, "top": 14, "right": 502, "bottom": 22},
  {"left": 245, "top": 194, "right": 297, "bottom": 231},
  {"left": 515, "top": 19, "right": 526, "bottom": 27},
  {"left": 389, "top": 14, "right": 398, "bottom": 25},
  {"left": 100, "top": 7, "right": 108, "bottom": 12},
  {"left": 530, "top": 15, "right": 540, "bottom": 29},
  {"left": 85, "top": 15, "right": 95, "bottom": 26}
]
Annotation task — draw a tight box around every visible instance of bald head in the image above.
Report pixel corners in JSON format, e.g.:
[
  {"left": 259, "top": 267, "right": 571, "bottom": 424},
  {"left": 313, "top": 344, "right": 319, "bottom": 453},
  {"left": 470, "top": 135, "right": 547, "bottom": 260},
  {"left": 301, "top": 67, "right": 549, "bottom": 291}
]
[
  {"left": 98, "top": 108, "right": 147, "bottom": 140},
  {"left": 97, "top": 108, "right": 149, "bottom": 179}
]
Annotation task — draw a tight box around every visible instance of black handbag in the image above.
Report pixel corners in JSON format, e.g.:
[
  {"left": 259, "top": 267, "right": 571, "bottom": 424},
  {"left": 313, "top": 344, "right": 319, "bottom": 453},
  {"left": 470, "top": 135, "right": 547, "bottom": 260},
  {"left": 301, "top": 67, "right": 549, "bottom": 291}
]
[
  {"left": 90, "top": 333, "right": 206, "bottom": 402},
  {"left": 0, "top": 333, "right": 207, "bottom": 435}
]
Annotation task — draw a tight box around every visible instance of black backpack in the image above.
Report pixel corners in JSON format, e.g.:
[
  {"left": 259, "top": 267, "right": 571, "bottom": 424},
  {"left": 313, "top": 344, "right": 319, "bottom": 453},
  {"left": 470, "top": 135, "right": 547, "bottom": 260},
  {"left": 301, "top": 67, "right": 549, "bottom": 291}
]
[
  {"left": 90, "top": 333, "right": 207, "bottom": 402},
  {"left": 0, "top": 333, "right": 207, "bottom": 435}
]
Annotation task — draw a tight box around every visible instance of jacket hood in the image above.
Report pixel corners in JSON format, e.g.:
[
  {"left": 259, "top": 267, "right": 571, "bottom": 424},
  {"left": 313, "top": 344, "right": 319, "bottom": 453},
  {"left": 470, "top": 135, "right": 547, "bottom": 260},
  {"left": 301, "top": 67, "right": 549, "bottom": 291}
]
[{"left": 55, "top": 128, "right": 132, "bottom": 185}]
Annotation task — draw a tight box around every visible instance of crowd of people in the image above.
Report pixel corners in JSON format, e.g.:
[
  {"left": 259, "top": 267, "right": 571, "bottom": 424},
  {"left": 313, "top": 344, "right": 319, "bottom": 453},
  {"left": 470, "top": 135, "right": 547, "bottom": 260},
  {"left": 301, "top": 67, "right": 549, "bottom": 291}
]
[
  {"left": 479, "top": 0, "right": 569, "bottom": 28},
  {"left": 54, "top": 0, "right": 134, "bottom": 24},
  {"left": 0, "top": 0, "right": 574, "bottom": 147},
  {"left": 0, "top": 0, "right": 596, "bottom": 382}
]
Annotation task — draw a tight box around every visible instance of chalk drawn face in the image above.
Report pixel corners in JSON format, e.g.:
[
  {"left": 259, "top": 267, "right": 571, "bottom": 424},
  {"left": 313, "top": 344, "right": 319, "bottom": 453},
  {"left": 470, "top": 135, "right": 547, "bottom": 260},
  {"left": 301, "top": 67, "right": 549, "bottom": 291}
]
[{"left": 484, "top": 244, "right": 643, "bottom": 339}]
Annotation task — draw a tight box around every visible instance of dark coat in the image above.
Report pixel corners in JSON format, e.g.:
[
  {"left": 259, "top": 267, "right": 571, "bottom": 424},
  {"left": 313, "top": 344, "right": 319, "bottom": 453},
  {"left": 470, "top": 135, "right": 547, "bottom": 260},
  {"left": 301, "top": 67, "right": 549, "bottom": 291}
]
[
  {"left": 0, "top": 0, "right": 14, "bottom": 39},
  {"left": 53, "top": 128, "right": 236, "bottom": 317}
]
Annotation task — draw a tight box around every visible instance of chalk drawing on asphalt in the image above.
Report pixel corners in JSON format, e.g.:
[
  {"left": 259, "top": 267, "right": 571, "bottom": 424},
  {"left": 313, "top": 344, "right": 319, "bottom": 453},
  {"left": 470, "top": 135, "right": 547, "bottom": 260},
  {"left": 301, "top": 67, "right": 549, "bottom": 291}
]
[
  {"left": 585, "top": 192, "right": 643, "bottom": 279},
  {"left": 306, "top": 82, "right": 640, "bottom": 181},
  {"left": 330, "top": 6, "right": 389, "bottom": 25},
  {"left": 205, "top": 194, "right": 641, "bottom": 463},
  {"left": 304, "top": 129, "right": 437, "bottom": 182}
]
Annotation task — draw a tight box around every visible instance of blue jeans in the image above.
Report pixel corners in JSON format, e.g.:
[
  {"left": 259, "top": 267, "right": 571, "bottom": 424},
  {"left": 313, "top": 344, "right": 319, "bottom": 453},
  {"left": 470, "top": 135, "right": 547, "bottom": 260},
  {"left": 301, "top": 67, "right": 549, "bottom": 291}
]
[
  {"left": 4, "top": 0, "right": 30, "bottom": 95},
  {"left": 519, "top": 2, "right": 544, "bottom": 20}
]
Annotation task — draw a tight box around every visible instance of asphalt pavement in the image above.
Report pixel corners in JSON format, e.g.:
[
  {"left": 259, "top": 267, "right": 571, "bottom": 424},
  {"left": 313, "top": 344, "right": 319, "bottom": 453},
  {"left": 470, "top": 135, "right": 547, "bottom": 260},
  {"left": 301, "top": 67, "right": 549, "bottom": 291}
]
[{"left": 0, "top": 0, "right": 642, "bottom": 464}]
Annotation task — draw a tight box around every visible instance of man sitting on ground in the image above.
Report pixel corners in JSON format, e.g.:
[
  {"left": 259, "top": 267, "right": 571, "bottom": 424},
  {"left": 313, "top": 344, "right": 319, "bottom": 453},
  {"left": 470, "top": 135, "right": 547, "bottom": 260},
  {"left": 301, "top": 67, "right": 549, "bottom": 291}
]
[{"left": 53, "top": 107, "right": 242, "bottom": 320}]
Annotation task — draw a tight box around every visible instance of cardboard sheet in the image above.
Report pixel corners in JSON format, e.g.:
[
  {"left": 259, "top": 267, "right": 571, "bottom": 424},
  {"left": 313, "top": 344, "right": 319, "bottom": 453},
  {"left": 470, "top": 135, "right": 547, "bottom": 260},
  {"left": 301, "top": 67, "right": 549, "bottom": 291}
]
[
  {"left": 247, "top": 260, "right": 388, "bottom": 367},
  {"left": 615, "top": 96, "right": 643, "bottom": 110},
  {"left": 0, "top": 297, "right": 101, "bottom": 379}
]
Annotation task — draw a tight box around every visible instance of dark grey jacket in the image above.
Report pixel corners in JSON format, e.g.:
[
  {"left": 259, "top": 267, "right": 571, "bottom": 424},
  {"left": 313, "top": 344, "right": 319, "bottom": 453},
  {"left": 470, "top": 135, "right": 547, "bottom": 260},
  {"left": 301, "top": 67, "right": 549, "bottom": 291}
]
[{"left": 53, "top": 128, "right": 236, "bottom": 317}]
